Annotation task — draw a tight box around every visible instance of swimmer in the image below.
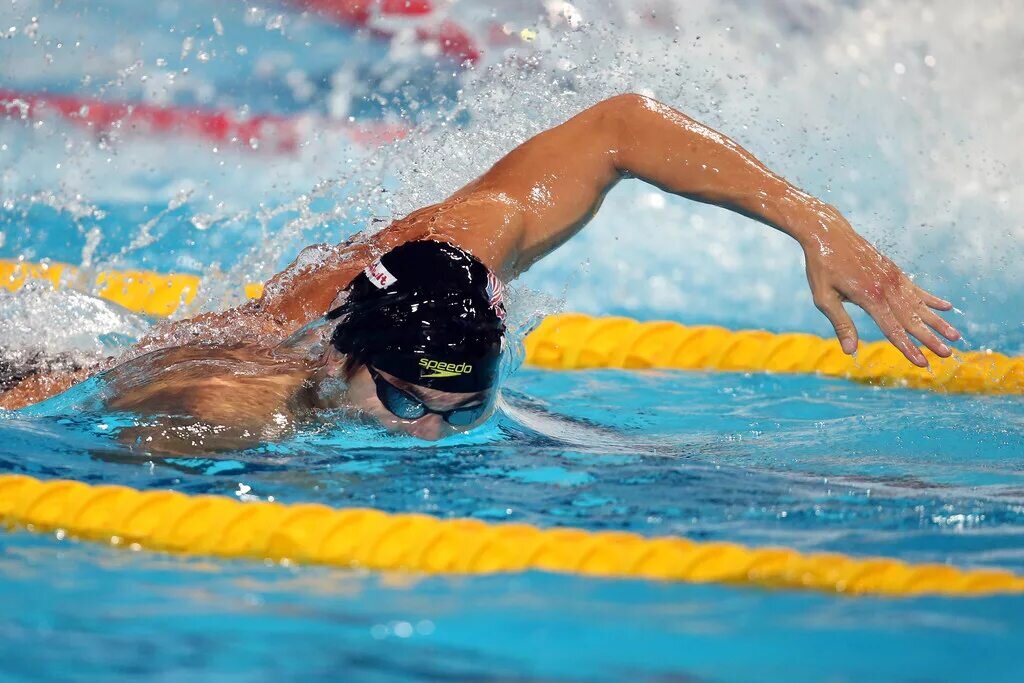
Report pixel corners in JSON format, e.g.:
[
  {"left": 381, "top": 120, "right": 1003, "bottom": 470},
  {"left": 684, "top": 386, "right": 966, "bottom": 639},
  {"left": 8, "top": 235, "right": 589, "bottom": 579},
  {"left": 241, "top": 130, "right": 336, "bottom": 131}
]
[{"left": 0, "top": 94, "right": 960, "bottom": 454}]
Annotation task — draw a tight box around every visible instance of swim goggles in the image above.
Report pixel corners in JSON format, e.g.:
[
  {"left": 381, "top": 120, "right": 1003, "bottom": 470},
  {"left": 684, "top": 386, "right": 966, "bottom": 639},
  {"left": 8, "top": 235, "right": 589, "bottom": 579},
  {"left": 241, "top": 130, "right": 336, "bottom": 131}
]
[{"left": 369, "top": 367, "right": 492, "bottom": 426}]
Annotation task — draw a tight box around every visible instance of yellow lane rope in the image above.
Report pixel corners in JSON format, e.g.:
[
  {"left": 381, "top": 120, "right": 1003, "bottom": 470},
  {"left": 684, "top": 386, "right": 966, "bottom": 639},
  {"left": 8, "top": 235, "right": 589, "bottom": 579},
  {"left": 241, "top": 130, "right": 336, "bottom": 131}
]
[
  {"left": 524, "top": 314, "right": 1024, "bottom": 394},
  {"left": 2, "top": 473, "right": 1022, "bottom": 597},
  {"left": 4, "top": 258, "right": 1023, "bottom": 394},
  {"left": 0, "top": 259, "right": 261, "bottom": 316}
]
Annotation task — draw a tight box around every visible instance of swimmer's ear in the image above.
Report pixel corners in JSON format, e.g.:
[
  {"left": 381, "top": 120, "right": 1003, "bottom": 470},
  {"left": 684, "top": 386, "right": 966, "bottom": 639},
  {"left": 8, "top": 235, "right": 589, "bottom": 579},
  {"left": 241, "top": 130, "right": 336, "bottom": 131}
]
[
  {"left": 320, "top": 347, "right": 352, "bottom": 379},
  {"left": 325, "top": 288, "right": 351, "bottom": 320}
]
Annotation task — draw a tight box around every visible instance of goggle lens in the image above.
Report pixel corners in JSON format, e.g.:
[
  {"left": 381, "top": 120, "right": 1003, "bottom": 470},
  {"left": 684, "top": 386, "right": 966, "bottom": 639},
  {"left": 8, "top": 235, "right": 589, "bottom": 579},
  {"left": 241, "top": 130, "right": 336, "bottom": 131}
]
[
  {"left": 370, "top": 368, "right": 491, "bottom": 427},
  {"left": 377, "top": 381, "right": 427, "bottom": 420},
  {"left": 442, "top": 403, "right": 489, "bottom": 426}
]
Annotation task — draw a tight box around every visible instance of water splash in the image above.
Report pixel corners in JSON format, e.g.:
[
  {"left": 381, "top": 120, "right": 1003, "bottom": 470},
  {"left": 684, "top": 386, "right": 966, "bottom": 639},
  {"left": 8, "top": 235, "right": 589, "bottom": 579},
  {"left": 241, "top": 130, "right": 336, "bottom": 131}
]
[
  {"left": 0, "top": 282, "right": 147, "bottom": 359},
  {"left": 1, "top": 0, "right": 1021, "bottom": 354}
]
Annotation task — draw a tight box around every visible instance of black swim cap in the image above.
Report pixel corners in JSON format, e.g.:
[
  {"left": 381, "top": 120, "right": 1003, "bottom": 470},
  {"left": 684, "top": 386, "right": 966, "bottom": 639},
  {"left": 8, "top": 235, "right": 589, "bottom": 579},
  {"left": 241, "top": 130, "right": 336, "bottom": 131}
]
[{"left": 328, "top": 240, "right": 506, "bottom": 393}]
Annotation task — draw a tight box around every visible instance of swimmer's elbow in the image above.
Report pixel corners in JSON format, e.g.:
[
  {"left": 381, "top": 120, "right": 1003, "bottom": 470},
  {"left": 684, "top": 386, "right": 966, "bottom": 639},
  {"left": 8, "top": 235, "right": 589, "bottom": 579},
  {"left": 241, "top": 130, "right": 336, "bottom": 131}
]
[
  {"left": 595, "top": 93, "right": 659, "bottom": 125},
  {"left": 589, "top": 93, "right": 663, "bottom": 170},
  {"left": 602, "top": 92, "right": 657, "bottom": 110}
]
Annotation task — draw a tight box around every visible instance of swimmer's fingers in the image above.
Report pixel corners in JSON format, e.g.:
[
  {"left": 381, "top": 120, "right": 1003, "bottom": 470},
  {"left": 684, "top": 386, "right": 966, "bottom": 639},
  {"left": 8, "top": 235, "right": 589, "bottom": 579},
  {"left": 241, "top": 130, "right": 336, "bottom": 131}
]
[
  {"left": 813, "top": 292, "right": 859, "bottom": 354},
  {"left": 894, "top": 306, "right": 953, "bottom": 359},
  {"left": 919, "top": 307, "right": 961, "bottom": 342},
  {"left": 913, "top": 284, "right": 953, "bottom": 311},
  {"left": 864, "top": 303, "right": 929, "bottom": 367},
  {"left": 903, "top": 280, "right": 960, "bottom": 342}
]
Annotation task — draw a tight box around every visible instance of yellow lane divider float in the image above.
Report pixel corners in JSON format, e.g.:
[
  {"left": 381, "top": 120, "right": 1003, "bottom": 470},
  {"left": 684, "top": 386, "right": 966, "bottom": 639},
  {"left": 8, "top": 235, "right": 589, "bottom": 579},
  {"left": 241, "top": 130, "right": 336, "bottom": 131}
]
[
  {"left": 0, "top": 258, "right": 263, "bottom": 316},
  {"left": 2, "top": 473, "right": 1022, "bottom": 597},
  {"left": 4, "top": 258, "right": 1023, "bottom": 394},
  {"left": 524, "top": 314, "right": 1024, "bottom": 394}
]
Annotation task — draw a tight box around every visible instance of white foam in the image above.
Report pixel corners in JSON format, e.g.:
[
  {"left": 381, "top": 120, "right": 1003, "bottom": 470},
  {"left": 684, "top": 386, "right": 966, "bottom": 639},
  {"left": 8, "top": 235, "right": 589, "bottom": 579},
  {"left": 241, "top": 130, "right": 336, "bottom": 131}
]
[{"left": 0, "top": 281, "right": 148, "bottom": 358}]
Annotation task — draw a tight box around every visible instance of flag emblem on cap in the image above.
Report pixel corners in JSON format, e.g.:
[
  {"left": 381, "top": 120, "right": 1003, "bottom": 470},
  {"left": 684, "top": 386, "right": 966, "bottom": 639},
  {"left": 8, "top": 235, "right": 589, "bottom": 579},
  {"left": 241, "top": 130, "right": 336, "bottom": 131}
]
[
  {"left": 486, "top": 271, "right": 506, "bottom": 321},
  {"left": 365, "top": 260, "right": 397, "bottom": 289}
]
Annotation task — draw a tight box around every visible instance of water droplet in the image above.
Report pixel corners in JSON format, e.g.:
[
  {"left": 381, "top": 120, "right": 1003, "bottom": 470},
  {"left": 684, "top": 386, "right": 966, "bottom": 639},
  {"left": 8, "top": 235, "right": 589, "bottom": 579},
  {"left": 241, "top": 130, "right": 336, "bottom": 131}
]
[
  {"left": 191, "top": 214, "right": 214, "bottom": 230},
  {"left": 246, "top": 7, "right": 266, "bottom": 25}
]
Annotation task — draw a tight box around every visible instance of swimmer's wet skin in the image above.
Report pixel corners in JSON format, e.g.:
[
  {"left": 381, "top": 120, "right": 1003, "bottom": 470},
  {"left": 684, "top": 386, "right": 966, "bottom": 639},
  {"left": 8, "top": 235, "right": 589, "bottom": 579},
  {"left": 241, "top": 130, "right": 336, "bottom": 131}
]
[{"left": 0, "top": 94, "right": 960, "bottom": 454}]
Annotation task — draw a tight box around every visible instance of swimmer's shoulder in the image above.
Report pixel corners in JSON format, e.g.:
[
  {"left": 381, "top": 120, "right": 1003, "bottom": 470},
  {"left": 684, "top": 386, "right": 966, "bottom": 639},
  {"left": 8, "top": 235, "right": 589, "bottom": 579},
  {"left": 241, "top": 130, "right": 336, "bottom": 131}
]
[{"left": 387, "top": 192, "right": 527, "bottom": 279}]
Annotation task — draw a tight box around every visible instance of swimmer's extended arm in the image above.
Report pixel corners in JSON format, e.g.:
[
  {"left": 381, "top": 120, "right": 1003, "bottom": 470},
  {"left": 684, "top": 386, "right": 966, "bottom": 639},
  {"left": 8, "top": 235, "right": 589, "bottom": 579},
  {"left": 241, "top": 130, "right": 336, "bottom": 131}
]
[{"left": 463, "top": 93, "right": 960, "bottom": 367}]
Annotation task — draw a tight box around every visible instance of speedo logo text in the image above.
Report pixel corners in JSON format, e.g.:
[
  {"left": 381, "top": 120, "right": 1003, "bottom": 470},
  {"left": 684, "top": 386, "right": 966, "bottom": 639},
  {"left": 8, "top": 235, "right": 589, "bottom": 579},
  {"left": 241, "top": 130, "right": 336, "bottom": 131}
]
[{"left": 419, "top": 358, "right": 473, "bottom": 378}]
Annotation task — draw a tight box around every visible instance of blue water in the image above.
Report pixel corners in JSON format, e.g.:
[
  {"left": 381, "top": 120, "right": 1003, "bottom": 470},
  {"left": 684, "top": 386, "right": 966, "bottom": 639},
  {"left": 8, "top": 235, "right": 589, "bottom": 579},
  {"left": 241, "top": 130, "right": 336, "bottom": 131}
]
[
  {"left": 4, "top": 530, "right": 1022, "bottom": 682},
  {"left": 2, "top": 0, "right": 1024, "bottom": 681}
]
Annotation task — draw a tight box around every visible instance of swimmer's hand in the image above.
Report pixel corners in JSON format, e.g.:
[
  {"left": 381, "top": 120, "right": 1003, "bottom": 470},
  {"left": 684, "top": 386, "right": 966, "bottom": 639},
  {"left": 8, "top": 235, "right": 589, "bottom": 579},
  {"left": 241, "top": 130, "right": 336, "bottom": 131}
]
[{"left": 799, "top": 208, "right": 960, "bottom": 367}]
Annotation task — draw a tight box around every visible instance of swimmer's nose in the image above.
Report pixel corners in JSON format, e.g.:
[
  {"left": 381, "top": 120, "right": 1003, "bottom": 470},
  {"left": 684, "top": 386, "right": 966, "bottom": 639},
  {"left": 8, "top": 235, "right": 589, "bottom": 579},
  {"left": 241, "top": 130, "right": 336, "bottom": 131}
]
[{"left": 406, "top": 414, "right": 446, "bottom": 441}]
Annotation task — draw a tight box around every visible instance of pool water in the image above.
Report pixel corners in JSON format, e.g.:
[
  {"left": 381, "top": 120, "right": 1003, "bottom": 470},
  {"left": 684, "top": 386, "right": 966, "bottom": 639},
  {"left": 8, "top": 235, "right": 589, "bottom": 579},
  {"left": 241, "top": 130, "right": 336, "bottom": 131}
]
[
  {"left": 2, "top": 1, "right": 1023, "bottom": 681},
  {"left": 4, "top": 533, "right": 1021, "bottom": 682}
]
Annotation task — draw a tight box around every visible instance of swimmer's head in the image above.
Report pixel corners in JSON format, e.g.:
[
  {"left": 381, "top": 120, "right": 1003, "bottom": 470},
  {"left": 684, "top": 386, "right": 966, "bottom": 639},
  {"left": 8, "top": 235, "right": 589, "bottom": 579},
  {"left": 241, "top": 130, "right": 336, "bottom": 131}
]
[{"left": 325, "top": 240, "right": 506, "bottom": 439}]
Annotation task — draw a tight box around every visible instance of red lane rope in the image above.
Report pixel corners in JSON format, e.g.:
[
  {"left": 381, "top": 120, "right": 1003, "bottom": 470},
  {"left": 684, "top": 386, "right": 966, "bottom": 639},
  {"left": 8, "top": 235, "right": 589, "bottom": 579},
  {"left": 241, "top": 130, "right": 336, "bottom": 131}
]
[
  {"left": 292, "top": 0, "right": 481, "bottom": 64},
  {"left": 294, "top": 0, "right": 433, "bottom": 23},
  {"left": 0, "top": 89, "right": 408, "bottom": 153}
]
